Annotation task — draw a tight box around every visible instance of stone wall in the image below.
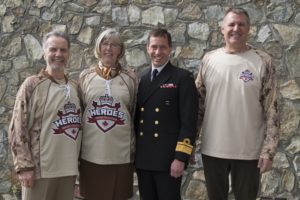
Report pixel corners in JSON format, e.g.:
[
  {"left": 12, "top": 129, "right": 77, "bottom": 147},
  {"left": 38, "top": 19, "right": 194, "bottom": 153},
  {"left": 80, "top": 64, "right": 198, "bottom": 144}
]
[{"left": 0, "top": 0, "right": 300, "bottom": 199}]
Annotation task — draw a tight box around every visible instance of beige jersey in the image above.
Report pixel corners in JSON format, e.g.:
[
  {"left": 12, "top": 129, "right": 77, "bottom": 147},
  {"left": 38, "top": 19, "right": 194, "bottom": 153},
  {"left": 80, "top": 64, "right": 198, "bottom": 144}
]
[
  {"left": 9, "top": 70, "right": 82, "bottom": 179},
  {"left": 195, "top": 47, "right": 279, "bottom": 160},
  {"left": 79, "top": 66, "right": 138, "bottom": 164}
]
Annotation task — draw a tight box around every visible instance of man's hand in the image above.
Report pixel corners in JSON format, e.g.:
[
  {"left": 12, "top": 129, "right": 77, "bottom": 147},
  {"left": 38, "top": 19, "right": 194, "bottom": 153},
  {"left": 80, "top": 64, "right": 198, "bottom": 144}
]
[
  {"left": 18, "top": 170, "right": 35, "bottom": 188},
  {"left": 258, "top": 157, "right": 273, "bottom": 173},
  {"left": 170, "top": 159, "right": 185, "bottom": 178}
]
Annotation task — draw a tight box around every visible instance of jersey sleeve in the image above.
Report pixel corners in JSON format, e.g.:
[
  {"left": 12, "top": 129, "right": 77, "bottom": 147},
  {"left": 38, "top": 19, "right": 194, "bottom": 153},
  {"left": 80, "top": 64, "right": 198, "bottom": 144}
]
[
  {"left": 258, "top": 52, "right": 279, "bottom": 161},
  {"left": 8, "top": 77, "right": 37, "bottom": 173}
]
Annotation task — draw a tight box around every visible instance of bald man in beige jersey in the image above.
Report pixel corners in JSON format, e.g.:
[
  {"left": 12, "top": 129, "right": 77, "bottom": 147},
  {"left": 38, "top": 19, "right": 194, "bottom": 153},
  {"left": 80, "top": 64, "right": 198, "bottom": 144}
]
[
  {"left": 196, "top": 7, "right": 279, "bottom": 200},
  {"left": 9, "top": 31, "right": 82, "bottom": 200}
]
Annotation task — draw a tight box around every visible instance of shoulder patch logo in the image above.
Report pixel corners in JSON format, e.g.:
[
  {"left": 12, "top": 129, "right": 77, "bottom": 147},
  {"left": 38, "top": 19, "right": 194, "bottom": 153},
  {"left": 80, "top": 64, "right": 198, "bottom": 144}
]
[
  {"left": 239, "top": 69, "right": 254, "bottom": 82},
  {"left": 52, "top": 102, "right": 81, "bottom": 140},
  {"left": 87, "top": 94, "right": 126, "bottom": 133}
]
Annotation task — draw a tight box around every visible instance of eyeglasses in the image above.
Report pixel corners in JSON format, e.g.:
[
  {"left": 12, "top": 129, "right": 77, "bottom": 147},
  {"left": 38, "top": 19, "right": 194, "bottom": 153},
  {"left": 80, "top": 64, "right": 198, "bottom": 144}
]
[{"left": 101, "top": 42, "right": 120, "bottom": 49}]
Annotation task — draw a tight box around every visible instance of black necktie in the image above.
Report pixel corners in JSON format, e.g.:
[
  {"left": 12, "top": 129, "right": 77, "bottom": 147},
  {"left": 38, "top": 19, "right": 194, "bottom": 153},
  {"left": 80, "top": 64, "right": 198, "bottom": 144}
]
[{"left": 152, "top": 69, "right": 158, "bottom": 81}]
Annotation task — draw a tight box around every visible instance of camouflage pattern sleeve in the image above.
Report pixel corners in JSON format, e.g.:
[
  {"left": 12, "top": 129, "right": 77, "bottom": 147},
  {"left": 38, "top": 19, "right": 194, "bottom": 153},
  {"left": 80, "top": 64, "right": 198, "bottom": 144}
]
[
  {"left": 257, "top": 50, "right": 280, "bottom": 161},
  {"left": 195, "top": 58, "right": 206, "bottom": 131},
  {"left": 8, "top": 77, "right": 37, "bottom": 173}
]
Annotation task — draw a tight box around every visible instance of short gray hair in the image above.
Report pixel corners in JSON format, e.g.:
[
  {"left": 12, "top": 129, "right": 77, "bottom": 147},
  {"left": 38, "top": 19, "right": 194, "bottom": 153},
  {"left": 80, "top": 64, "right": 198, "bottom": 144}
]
[
  {"left": 94, "top": 28, "right": 125, "bottom": 59},
  {"left": 223, "top": 7, "right": 250, "bottom": 25},
  {"left": 43, "top": 30, "right": 70, "bottom": 49}
]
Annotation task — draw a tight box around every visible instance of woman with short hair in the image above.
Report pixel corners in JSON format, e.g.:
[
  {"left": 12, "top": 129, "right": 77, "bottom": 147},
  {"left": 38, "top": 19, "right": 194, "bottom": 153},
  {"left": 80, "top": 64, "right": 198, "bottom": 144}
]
[{"left": 78, "top": 28, "right": 138, "bottom": 200}]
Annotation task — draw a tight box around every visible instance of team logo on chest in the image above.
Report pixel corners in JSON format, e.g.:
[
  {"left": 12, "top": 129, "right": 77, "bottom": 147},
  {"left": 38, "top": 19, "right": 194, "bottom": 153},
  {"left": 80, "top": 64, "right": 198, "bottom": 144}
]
[
  {"left": 87, "top": 94, "right": 126, "bottom": 133},
  {"left": 52, "top": 102, "right": 81, "bottom": 140},
  {"left": 239, "top": 69, "right": 254, "bottom": 82}
]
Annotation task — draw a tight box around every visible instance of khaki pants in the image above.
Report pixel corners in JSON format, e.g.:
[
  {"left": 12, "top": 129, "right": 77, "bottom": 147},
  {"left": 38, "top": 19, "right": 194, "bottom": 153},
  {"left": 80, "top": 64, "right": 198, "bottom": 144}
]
[{"left": 22, "top": 176, "right": 76, "bottom": 200}]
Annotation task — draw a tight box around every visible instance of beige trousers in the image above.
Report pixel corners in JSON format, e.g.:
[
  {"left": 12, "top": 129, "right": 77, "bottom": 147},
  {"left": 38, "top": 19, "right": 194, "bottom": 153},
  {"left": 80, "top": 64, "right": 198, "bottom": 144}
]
[{"left": 22, "top": 176, "right": 76, "bottom": 200}]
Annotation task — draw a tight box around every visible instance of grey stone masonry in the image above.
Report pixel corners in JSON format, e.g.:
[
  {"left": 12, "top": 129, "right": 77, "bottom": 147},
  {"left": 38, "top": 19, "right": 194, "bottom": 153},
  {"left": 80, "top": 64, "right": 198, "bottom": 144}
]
[{"left": 1, "top": 0, "right": 300, "bottom": 199}]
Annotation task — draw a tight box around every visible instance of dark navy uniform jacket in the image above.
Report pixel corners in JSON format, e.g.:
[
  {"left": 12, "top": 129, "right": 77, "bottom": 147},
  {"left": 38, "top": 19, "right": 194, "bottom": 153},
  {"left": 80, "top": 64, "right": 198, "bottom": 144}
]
[{"left": 135, "top": 62, "right": 199, "bottom": 171}]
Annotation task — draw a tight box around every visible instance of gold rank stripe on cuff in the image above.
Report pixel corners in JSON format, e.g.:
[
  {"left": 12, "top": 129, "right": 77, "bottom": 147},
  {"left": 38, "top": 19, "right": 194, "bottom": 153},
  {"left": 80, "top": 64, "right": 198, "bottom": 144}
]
[{"left": 175, "top": 140, "right": 193, "bottom": 155}]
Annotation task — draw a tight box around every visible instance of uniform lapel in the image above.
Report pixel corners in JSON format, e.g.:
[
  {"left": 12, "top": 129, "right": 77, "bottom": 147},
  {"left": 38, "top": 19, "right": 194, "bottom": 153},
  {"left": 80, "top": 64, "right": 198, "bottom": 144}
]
[
  {"left": 139, "top": 64, "right": 172, "bottom": 104},
  {"left": 138, "top": 69, "right": 151, "bottom": 104}
]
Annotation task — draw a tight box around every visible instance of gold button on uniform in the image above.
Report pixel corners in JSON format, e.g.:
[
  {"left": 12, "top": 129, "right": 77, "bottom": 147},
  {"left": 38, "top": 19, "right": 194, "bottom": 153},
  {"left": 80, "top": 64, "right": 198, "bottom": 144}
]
[
  {"left": 154, "top": 133, "right": 159, "bottom": 138},
  {"left": 140, "top": 119, "right": 144, "bottom": 123},
  {"left": 155, "top": 108, "right": 159, "bottom": 112},
  {"left": 141, "top": 107, "right": 144, "bottom": 112},
  {"left": 154, "top": 120, "right": 159, "bottom": 125},
  {"left": 140, "top": 132, "right": 143, "bottom": 136}
]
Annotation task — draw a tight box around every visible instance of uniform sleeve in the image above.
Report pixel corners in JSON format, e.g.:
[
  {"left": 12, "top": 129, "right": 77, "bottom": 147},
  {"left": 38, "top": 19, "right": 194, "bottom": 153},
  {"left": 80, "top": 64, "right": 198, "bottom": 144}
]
[
  {"left": 174, "top": 71, "right": 199, "bottom": 163},
  {"left": 8, "top": 79, "right": 35, "bottom": 173},
  {"left": 259, "top": 56, "right": 279, "bottom": 161}
]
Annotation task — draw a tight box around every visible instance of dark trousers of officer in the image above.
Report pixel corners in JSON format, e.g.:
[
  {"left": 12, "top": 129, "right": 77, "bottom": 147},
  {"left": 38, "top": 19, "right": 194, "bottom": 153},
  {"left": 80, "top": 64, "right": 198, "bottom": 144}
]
[
  {"left": 202, "top": 154, "right": 260, "bottom": 200},
  {"left": 136, "top": 169, "right": 182, "bottom": 200}
]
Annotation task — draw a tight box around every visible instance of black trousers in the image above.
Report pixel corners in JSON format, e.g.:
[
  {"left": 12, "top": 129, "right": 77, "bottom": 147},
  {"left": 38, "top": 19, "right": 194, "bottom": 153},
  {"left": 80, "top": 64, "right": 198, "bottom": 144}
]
[
  {"left": 202, "top": 154, "right": 260, "bottom": 200},
  {"left": 136, "top": 169, "right": 182, "bottom": 200}
]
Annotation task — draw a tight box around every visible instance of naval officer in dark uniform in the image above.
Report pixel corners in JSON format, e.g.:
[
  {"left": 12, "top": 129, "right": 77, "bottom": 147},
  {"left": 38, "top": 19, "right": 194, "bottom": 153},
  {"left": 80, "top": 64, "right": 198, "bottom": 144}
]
[{"left": 135, "top": 28, "right": 199, "bottom": 200}]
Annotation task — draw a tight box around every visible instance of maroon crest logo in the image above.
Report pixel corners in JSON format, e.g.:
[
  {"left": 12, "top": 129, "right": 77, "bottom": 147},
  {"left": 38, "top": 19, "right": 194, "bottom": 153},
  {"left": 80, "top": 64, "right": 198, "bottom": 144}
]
[
  {"left": 87, "top": 94, "right": 126, "bottom": 133},
  {"left": 52, "top": 102, "right": 81, "bottom": 140},
  {"left": 239, "top": 69, "right": 254, "bottom": 82}
]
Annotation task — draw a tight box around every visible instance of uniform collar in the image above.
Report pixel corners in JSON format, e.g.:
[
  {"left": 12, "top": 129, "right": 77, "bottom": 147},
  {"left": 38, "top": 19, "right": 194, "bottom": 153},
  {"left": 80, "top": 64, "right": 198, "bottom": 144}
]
[{"left": 151, "top": 60, "right": 169, "bottom": 74}]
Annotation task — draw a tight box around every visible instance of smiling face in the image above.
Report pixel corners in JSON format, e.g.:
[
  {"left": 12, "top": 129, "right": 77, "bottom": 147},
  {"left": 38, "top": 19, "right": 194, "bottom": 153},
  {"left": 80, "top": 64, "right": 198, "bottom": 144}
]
[
  {"left": 221, "top": 11, "right": 250, "bottom": 52},
  {"left": 99, "top": 37, "right": 122, "bottom": 67},
  {"left": 147, "top": 36, "right": 172, "bottom": 67},
  {"left": 43, "top": 36, "right": 69, "bottom": 72}
]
